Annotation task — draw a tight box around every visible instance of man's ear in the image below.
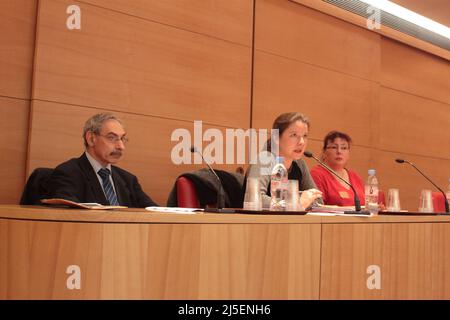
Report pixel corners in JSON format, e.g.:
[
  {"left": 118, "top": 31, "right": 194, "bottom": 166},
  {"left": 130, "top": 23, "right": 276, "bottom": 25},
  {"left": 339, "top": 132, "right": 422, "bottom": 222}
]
[{"left": 86, "top": 131, "right": 95, "bottom": 147}]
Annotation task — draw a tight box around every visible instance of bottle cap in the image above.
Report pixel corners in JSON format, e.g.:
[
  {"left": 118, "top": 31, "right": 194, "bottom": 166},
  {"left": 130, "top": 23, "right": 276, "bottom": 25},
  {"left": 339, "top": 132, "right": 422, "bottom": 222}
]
[
  {"left": 275, "top": 156, "right": 284, "bottom": 164},
  {"left": 368, "top": 169, "right": 376, "bottom": 176}
]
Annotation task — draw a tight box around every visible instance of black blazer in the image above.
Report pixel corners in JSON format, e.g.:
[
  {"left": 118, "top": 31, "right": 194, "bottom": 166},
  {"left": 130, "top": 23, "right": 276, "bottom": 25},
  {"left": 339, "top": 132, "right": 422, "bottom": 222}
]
[{"left": 45, "top": 153, "right": 157, "bottom": 208}]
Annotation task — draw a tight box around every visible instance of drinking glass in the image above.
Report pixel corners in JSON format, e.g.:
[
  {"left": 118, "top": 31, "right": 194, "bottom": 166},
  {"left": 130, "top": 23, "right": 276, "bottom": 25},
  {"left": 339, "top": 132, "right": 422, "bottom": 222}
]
[
  {"left": 386, "top": 188, "right": 401, "bottom": 211},
  {"left": 243, "top": 178, "right": 262, "bottom": 211},
  {"left": 286, "top": 180, "right": 301, "bottom": 211},
  {"left": 418, "top": 189, "right": 434, "bottom": 213}
]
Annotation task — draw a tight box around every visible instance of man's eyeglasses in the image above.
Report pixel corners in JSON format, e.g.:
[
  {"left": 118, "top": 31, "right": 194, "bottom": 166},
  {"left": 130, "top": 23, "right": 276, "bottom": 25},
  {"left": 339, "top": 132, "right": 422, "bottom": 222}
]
[
  {"left": 97, "top": 133, "right": 129, "bottom": 145},
  {"left": 326, "top": 145, "right": 349, "bottom": 151}
]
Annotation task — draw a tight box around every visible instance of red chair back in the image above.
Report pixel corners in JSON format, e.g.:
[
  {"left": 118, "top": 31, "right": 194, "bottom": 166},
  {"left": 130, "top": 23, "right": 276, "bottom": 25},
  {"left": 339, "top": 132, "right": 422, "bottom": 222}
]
[
  {"left": 432, "top": 192, "right": 446, "bottom": 213},
  {"left": 176, "top": 176, "right": 200, "bottom": 208},
  {"left": 378, "top": 189, "right": 385, "bottom": 206}
]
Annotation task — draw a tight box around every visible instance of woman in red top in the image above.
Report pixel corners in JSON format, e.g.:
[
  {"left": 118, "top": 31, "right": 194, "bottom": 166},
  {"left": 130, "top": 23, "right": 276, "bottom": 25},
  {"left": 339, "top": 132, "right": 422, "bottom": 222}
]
[{"left": 310, "top": 131, "right": 365, "bottom": 206}]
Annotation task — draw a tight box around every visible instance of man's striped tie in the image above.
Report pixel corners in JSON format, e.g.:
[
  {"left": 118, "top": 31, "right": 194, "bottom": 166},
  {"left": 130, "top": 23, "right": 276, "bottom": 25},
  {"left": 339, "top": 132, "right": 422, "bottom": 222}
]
[{"left": 97, "top": 168, "right": 119, "bottom": 205}]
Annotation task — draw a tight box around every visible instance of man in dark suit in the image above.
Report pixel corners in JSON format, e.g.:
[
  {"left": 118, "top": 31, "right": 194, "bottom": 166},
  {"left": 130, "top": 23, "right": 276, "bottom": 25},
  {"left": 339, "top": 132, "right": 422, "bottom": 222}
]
[{"left": 45, "top": 113, "right": 157, "bottom": 208}]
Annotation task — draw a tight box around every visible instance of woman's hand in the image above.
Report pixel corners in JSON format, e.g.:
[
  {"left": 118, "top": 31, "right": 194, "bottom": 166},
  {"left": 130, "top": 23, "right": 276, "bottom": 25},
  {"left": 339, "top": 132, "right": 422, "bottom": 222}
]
[{"left": 300, "top": 188, "right": 323, "bottom": 209}]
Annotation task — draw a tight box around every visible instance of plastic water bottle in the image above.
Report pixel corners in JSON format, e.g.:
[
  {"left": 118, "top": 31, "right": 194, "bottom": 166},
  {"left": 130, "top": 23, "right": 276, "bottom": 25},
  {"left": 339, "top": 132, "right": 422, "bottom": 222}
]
[
  {"left": 270, "top": 156, "right": 288, "bottom": 211},
  {"left": 365, "top": 169, "right": 379, "bottom": 214}
]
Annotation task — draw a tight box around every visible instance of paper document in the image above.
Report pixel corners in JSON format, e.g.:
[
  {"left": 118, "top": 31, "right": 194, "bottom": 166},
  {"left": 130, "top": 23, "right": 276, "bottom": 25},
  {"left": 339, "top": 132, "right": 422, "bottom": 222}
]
[
  {"left": 41, "top": 198, "right": 127, "bottom": 210},
  {"left": 308, "top": 204, "right": 372, "bottom": 217},
  {"left": 145, "top": 206, "right": 204, "bottom": 214},
  {"left": 311, "top": 204, "right": 364, "bottom": 213},
  {"left": 307, "top": 212, "right": 372, "bottom": 217}
]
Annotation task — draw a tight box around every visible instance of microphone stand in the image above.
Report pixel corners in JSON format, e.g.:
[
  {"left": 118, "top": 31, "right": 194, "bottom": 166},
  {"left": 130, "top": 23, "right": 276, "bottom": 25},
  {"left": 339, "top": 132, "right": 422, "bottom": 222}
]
[
  {"left": 304, "top": 151, "right": 370, "bottom": 215},
  {"left": 190, "top": 146, "right": 235, "bottom": 213},
  {"left": 396, "top": 159, "right": 449, "bottom": 213}
]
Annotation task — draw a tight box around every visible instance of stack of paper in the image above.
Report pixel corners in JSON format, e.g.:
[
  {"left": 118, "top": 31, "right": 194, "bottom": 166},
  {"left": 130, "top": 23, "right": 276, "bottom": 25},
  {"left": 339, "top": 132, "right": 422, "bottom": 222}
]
[{"left": 145, "top": 207, "right": 204, "bottom": 214}]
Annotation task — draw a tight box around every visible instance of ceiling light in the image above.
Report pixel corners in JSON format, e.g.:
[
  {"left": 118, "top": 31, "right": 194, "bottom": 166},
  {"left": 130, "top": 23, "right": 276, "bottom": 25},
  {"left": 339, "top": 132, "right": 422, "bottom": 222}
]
[{"left": 359, "top": 0, "right": 450, "bottom": 39}]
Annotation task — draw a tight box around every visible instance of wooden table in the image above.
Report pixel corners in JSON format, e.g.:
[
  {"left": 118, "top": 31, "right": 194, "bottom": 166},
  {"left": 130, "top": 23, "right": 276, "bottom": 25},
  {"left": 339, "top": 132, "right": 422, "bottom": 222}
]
[{"left": 1, "top": 205, "right": 449, "bottom": 299}]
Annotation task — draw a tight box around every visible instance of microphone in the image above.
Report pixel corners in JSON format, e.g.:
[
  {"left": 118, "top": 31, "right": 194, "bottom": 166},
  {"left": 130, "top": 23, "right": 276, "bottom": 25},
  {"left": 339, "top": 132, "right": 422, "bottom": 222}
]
[
  {"left": 304, "top": 151, "right": 370, "bottom": 214},
  {"left": 395, "top": 158, "right": 449, "bottom": 213},
  {"left": 190, "top": 146, "right": 228, "bottom": 212}
]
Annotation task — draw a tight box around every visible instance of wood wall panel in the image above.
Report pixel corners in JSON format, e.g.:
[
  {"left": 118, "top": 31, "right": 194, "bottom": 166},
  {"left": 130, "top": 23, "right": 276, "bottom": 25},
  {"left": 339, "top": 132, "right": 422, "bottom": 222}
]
[
  {"left": 256, "top": 0, "right": 380, "bottom": 81},
  {"left": 33, "top": 0, "right": 251, "bottom": 128},
  {"left": 391, "top": 0, "right": 450, "bottom": 27},
  {"left": 80, "top": 0, "right": 254, "bottom": 46},
  {"left": 381, "top": 38, "right": 450, "bottom": 105},
  {"left": 0, "top": 0, "right": 37, "bottom": 99},
  {"left": 379, "top": 87, "right": 450, "bottom": 159},
  {"left": 320, "top": 223, "right": 450, "bottom": 299},
  {"left": 28, "top": 100, "right": 244, "bottom": 205},
  {"left": 0, "top": 219, "right": 321, "bottom": 299},
  {"left": 0, "top": 97, "right": 29, "bottom": 204},
  {"left": 373, "top": 150, "right": 450, "bottom": 212},
  {"left": 252, "top": 51, "right": 379, "bottom": 147}
]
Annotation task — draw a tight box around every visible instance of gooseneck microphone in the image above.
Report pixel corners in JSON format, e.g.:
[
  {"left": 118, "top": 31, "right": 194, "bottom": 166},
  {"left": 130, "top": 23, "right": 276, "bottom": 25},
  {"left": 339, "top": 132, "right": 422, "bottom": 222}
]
[
  {"left": 395, "top": 158, "right": 449, "bottom": 213},
  {"left": 190, "top": 146, "right": 225, "bottom": 210},
  {"left": 304, "top": 151, "right": 369, "bottom": 214}
]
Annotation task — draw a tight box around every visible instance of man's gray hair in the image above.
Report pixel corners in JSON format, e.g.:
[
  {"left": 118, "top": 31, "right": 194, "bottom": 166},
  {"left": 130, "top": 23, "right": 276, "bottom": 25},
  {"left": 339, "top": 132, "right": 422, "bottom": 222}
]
[{"left": 83, "top": 113, "right": 123, "bottom": 147}]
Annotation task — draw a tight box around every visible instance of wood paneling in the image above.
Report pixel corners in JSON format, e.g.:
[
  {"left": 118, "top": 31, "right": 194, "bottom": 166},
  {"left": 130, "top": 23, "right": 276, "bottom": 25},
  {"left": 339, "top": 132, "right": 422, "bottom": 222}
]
[
  {"left": 0, "top": 0, "right": 37, "bottom": 99},
  {"left": 0, "top": 97, "right": 29, "bottom": 204},
  {"left": 80, "top": 0, "right": 254, "bottom": 46},
  {"left": 291, "top": 0, "right": 450, "bottom": 60},
  {"left": 28, "top": 100, "right": 245, "bottom": 205},
  {"left": 391, "top": 0, "right": 450, "bottom": 27},
  {"left": 33, "top": 0, "right": 251, "bottom": 128},
  {"left": 0, "top": 218, "right": 321, "bottom": 299},
  {"left": 256, "top": 0, "right": 380, "bottom": 81},
  {"left": 252, "top": 51, "right": 379, "bottom": 147},
  {"left": 373, "top": 150, "right": 450, "bottom": 212},
  {"left": 379, "top": 87, "right": 450, "bottom": 159},
  {"left": 2, "top": 207, "right": 449, "bottom": 300},
  {"left": 245, "top": 224, "right": 321, "bottom": 299},
  {"left": 381, "top": 38, "right": 450, "bottom": 105},
  {"left": 321, "top": 223, "right": 450, "bottom": 299}
]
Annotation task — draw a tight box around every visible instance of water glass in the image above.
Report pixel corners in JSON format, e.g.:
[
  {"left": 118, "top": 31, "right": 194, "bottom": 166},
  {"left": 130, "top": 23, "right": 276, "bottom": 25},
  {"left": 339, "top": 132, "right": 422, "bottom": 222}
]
[
  {"left": 243, "top": 178, "right": 262, "bottom": 211},
  {"left": 386, "top": 188, "right": 401, "bottom": 211},
  {"left": 286, "top": 180, "right": 301, "bottom": 211},
  {"left": 418, "top": 189, "right": 434, "bottom": 213}
]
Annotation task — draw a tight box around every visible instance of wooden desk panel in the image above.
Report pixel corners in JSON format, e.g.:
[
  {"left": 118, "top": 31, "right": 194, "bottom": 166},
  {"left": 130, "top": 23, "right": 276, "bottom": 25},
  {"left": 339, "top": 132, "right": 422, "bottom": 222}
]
[
  {"left": 1, "top": 206, "right": 449, "bottom": 299},
  {"left": 0, "top": 211, "right": 321, "bottom": 299},
  {"left": 320, "top": 222, "right": 450, "bottom": 299}
]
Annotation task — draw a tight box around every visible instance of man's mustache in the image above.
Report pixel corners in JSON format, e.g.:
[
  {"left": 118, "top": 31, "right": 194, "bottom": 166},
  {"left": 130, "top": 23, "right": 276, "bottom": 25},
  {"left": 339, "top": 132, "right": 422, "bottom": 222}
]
[{"left": 110, "top": 151, "right": 122, "bottom": 157}]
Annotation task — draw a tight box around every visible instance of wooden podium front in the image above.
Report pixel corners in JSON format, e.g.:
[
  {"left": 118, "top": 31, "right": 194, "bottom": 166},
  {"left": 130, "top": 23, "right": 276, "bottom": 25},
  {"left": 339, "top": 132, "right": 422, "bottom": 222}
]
[{"left": 0, "top": 205, "right": 449, "bottom": 299}]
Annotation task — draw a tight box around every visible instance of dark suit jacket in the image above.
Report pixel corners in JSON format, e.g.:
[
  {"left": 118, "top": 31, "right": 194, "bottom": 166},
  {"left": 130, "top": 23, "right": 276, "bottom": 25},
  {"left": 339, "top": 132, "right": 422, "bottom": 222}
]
[{"left": 45, "top": 153, "right": 157, "bottom": 208}]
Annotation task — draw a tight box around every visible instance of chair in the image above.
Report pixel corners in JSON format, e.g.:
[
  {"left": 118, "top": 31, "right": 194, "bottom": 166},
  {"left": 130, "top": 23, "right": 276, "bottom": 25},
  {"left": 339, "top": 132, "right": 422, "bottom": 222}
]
[
  {"left": 174, "top": 170, "right": 244, "bottom": 208},
  {"left": 176, "top": 176, "right": 200, "bottom": 208},
  {"left": 432, "top": 192, "right": 446, "bottom": 213},
  {"left": 20, "top": 168, "right": 54, "bottom": 205}
]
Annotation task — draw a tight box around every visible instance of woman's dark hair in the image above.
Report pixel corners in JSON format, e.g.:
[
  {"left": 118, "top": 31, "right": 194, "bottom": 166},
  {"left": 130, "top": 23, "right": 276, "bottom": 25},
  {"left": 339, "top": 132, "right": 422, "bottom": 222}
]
[
  {"left": 322, "top": 130, "right": 352, "bottom": 150},
  {"left": 267, "top": 112, "right": 310, "bottom": 152}
]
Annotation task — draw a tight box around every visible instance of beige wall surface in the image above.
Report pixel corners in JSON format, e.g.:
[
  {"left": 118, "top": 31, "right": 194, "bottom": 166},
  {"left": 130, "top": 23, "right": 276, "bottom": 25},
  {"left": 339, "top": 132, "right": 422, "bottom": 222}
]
[{"left": 0, "top": 0, "right": 448, "bottom": 210}]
